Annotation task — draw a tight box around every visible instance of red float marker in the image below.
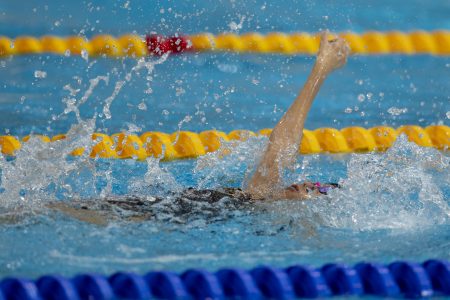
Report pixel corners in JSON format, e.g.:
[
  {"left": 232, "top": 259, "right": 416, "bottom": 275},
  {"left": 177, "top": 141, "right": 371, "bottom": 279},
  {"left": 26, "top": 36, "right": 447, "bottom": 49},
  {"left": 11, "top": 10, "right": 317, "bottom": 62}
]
[{"left": 145, "top": 34, "right": 191, "bottom": 55}]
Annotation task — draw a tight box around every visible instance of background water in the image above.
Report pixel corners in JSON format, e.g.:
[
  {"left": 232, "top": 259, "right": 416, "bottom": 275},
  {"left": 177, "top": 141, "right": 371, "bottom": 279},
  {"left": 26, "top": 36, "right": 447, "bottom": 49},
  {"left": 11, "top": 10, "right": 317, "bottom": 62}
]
[{"left": 0, "top": 0, "right": 449, "bottom": 279}]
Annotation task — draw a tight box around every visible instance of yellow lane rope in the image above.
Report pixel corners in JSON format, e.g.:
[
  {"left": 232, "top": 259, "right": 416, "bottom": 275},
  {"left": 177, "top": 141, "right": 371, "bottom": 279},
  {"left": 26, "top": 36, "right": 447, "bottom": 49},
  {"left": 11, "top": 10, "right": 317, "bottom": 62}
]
[
  {"left": 0, "top": 31, "right": 449, "bottom": 57},
  {"left": 0, "top": 125, "right": 448, "bottom": 160}
]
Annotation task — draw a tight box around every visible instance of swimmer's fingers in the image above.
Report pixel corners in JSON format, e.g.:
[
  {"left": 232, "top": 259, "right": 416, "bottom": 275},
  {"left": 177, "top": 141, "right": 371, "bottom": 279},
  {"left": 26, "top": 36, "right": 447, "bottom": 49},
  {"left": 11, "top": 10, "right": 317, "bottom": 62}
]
[
  {"left": 319, "top": 31, "right": 348, "bottom": 52},
  {"left": 317, "top": 31, "right": 350, "bottom": 72},
  {"left": 319, "top": 30, "right": 329, "bottom": 46},
  {"left": 336, "top": 37, "right": 351, "bottom": 57}
]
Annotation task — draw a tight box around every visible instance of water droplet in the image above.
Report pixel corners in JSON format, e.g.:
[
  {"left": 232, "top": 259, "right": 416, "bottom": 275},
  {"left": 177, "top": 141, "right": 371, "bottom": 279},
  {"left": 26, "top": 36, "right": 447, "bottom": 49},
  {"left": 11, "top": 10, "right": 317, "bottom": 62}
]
[
  {"left": 81, "top": 50, "right": 89, "bottom": 61},
  {"left": 34, "top": 70, "right": 47, "bottom": 79},
  {"left": 175, "top": 87, "right": 185, "bottom": 96},
  {"left": 217, "top": 64, "right": 238, "bottom": 74},
  {"left": 138, "top": 102, "right": 147, "bottom": 111},
  {"left": 387, "top": 107, "right": 408, "bottom": 116}
]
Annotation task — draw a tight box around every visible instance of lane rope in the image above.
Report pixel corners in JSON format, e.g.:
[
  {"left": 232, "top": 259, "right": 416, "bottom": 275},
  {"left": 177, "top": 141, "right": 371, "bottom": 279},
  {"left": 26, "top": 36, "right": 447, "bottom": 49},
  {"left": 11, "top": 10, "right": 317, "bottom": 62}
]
[
  {"left": 1, "top": 31, "right": 449, "bottom": 57},
  {"left": 0, "top": 260, "right": 449, "bottom": 299},
  {"left": 0, "top": 125, "right": 448, "bottom": 160}
]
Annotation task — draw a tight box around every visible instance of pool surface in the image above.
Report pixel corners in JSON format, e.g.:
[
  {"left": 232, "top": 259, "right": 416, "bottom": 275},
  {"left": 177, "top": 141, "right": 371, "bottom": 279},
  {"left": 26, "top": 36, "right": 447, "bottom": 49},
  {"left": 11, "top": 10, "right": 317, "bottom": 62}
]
[{"left": 0, "top": 0, "right": 449, "bottom": 282}]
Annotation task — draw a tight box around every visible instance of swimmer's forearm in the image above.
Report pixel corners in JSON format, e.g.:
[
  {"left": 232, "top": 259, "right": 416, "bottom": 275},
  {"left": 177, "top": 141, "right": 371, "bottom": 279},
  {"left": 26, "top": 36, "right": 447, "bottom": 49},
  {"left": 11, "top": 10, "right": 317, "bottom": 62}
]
[{"left": 270, "top": 62, "right": 329, "bottom": 146}]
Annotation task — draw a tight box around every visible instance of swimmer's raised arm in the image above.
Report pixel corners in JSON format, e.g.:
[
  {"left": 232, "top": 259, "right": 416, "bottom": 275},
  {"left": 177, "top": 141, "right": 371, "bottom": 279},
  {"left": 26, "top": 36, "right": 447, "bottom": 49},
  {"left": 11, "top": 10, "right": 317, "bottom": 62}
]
[{"left": 246, "top": 32, "right": 350, "bottom": 200}]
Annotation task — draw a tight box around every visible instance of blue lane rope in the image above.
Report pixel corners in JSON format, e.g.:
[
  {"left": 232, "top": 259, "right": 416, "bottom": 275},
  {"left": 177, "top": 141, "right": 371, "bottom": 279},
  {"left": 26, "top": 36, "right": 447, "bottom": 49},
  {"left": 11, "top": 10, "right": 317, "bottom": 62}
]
[{"left": 0, "top": 260, "right": 449, "bottom": 299}]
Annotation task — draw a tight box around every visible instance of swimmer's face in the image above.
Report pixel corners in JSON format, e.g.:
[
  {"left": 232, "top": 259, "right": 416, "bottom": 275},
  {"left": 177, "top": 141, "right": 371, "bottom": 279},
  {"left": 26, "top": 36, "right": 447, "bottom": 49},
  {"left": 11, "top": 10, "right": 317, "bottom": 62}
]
[
  {"left": 284, "top": 182, "right": 335, "bottom": 199},
  {"left": 284, "top": 182, "right": 318, "bottom": 199}
]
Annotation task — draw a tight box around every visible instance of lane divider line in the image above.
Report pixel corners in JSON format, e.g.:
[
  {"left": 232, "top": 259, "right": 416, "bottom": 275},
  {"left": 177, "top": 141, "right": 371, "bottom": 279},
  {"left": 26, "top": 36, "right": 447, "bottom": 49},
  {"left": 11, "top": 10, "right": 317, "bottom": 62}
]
[
  {"left": 1, "top": 31, "right": 449, "bottom": 57},
  {"left": 0, "top": 125, "right": 448, "bottom": 160}
]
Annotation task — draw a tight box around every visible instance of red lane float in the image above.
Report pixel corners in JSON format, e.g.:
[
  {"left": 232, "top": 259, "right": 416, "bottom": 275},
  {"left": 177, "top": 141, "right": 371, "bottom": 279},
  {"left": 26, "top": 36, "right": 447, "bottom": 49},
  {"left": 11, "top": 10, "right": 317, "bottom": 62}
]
[{"left": 145, "top": 34, "right": 191, "bottom": 55}]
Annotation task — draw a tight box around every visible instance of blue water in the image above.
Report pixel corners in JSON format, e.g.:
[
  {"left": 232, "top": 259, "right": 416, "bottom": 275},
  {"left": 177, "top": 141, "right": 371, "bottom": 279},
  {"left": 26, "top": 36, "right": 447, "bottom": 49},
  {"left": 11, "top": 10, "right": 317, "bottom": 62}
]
[
  {"left": 0, "top": 0, "right": 449, "bottom": 279},
  {"left": 0, "top": 55, "right": 449, "bottom": 136}
]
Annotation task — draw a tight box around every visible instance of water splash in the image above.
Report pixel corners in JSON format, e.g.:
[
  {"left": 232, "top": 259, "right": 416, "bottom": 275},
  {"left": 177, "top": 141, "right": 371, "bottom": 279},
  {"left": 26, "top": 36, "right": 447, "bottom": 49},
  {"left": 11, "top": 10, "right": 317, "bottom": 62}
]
[
  {"left": 194, "top": 136, "right": 268, "bottom": 190},
  {"left": 63, "top": 75, "right": 109, "bottom": 123},
  {"left": 298, "top": 135, "right": 450, "bottom": 230},
  {"left": 128, "top": 158, "right": 182, "bottom": 198},
  {"left": 0, "top": 55, "right": 170, "bottom": 211},
  {"left": 0, "top": 119, "right": 96, "bottom": 209},
  {"left": 103, "top": 54, "right": 169, "bottom": 119},
  {"left": 194, "top": 134, "right": 449, "bottom": 230}
]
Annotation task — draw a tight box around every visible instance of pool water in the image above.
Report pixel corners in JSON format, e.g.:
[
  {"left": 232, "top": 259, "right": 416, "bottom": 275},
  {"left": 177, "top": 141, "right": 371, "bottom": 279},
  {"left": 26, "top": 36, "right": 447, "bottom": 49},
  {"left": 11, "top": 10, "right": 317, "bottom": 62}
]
[{"left": 0, "top": 0, "right": 449, "bottom": 279}]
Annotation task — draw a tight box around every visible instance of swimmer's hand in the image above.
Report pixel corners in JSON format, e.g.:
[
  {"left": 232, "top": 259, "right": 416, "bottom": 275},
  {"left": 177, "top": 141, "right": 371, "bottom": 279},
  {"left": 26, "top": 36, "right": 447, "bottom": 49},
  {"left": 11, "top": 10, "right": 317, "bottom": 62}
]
[{"left": 316, "top": 31, "right": 350, "bottom": 74}]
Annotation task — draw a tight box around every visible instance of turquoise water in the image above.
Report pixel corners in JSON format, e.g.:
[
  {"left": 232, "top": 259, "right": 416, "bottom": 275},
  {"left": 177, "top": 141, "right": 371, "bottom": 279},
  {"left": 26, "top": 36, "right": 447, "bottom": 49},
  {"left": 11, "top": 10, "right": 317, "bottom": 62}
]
[
  {"left": 0, "top": 55, "right": 449, "bottom": 136},
  {"left": 0, "top": 0, "right": 449, "bottom": 279}
]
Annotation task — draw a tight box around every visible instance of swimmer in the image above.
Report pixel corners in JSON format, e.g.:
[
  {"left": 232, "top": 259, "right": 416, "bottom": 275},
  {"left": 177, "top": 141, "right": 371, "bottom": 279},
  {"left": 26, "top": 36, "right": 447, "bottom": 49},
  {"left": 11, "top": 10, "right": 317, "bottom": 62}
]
[{"left": 45, "top": 31, "right": 349, "bottom": 224}]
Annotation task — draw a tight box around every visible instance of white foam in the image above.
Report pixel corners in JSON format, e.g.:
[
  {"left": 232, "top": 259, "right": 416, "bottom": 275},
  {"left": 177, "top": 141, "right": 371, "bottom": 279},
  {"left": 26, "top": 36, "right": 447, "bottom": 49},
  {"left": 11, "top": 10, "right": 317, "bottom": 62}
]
[{"left": 299, "top": 135, "right": 450, "bottom": 230}]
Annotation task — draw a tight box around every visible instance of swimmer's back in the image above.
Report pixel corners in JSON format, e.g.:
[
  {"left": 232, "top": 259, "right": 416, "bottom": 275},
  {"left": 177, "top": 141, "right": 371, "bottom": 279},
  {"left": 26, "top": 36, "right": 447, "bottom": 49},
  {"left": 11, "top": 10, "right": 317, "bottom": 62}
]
[{"left": 48, "top": 187, "right": 255, "bottom": 225}]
